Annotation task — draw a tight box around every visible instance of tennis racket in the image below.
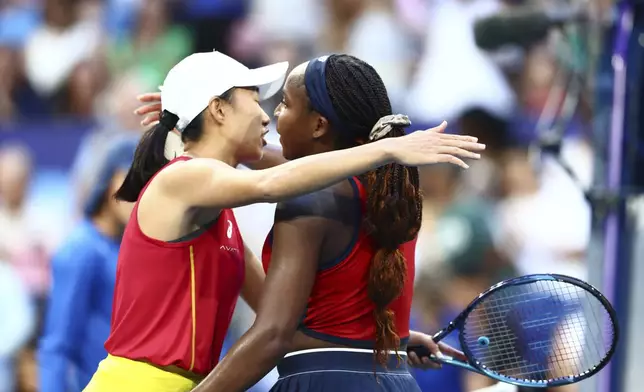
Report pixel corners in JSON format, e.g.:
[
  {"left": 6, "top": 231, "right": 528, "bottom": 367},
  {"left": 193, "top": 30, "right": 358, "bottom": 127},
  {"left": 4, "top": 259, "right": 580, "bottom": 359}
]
[{"left": 408, "top": 274, "right": 618, "bottom": 388}]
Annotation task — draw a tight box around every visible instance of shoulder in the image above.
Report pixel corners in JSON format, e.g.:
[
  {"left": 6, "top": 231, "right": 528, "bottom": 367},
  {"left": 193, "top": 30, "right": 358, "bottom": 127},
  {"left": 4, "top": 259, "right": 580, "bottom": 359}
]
[
  {"left": 156, "top": 158, "right": 229, "bottom": 187},
  {"left": 275, "top": 180, "right": 361, "bottom": 228},
  {"left": 274, "top": 181, "right": 349, "bottom": 221}
]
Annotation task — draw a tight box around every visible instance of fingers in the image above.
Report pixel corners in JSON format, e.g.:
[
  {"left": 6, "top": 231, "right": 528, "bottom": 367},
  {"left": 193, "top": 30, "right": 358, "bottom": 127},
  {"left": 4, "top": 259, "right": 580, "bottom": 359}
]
[
  {"left": 436, "top": 154, "right": 469, "bottom": 169},
  {"left": 436, "top": 146, "right": 482, "bottom": 160},
  {"left": 422, "top": 355, "right": 441, "bottom": 370},
  {"left": 440, "top": 139, "right": 486, "bottom": 152},
  {"left": 407, "top": 351, "right": 422, "bottom": 367},
  {"left": 431, "top": 121, "right": 448, "bottom": 134},
  {"left": 134, "top": 102, "right": 162, "bottom": 116},
  {"left": 141, "top": 113, "right": 161, "bottom": 127},
  {"left": 137, "top": 92, "right": 162, "bottom": 103},
  {"left": 438, "top": 342, "right": 467, "bottom": 362},
  {"left": 407, "top": 351, "right": 441, "bottom": 370},
  {"left": 437, "top": 132, "right": 479, "bottom": 143}
]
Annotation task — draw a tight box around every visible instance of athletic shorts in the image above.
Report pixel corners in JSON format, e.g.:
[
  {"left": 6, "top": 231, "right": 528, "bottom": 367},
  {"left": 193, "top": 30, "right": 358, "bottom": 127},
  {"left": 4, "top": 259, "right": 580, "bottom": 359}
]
[
  {"left": 270, "top": 348, "right": 421, "bottom": 392},
  {"left": 83, "top": 355, "right": 200, "bottom": 392}
]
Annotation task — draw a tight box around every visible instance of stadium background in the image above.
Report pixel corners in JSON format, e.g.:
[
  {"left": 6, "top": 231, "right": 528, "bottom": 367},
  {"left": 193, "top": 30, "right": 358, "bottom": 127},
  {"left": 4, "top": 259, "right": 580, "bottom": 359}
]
[{"left": 0, "top": 0, "right": 642, "bottom": 391}]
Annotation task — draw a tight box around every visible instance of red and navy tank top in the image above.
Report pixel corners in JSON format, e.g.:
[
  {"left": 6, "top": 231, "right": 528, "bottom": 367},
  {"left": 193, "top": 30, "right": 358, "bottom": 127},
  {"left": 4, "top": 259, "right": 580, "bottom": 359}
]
[
  {"left": 105, "top": 156, "right": 246, "bottom": 375},
  {"left": 261, "top": 176, "right": 416, "bottom": 348}
]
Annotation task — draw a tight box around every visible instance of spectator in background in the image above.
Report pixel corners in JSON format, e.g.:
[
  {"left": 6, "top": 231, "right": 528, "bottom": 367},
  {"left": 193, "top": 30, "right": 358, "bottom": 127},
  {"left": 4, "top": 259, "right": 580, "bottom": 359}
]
[
  {"left": 319, "top": 0, "right": 365, "bottom": 53},
  {"left": 0, "top": 144, "right": 49, "bottom": 302},
  {"left": 38, "top": 139, "right": 137, "bottom": 392},
  {"left": 344, "top": 0, "right": 413, "bottom": 108},
  {"left": 404, "top": 0, "right": 515, "bottom": 123},
  {"left": 0, "top": 143, "right": 48, "bottom": 392},
  {"left": 0, "top": 0, "right": 44, "bottom": 120},
  {"left": 177, "top": 0, "right": 248, "bottom": 55},
  {"left": 0, "top": 256, "right": 35, "bottom": 392},
  {"left": 108, "top": 0, "right": 192, "bottom": 89},
  {"left": 0, "top": 40, "right": 21, "bottom": 120},
  {"left": 411, "top": 168, "right": 515, "bottom": 391},
  {"left": 70, "top": 69, "right": 153, "bottom": 214},
  {"left": 23, "top": 0, "right": 106, "bottom": 117},
  {"left": 456, "top": 107, "right": 514, "bottom": 199},
  {"left": 415, "top": 163, "right": 513, "bottom": 284}
]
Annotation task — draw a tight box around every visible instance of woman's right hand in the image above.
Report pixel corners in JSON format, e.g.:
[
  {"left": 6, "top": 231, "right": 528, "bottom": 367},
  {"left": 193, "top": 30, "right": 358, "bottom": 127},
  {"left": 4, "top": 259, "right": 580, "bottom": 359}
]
[
  {"left": 134, "top": 92, "right": 162, "bottom": 126},
  {"left": 386, "top": 121, "right": 485, "bottom": 169}
]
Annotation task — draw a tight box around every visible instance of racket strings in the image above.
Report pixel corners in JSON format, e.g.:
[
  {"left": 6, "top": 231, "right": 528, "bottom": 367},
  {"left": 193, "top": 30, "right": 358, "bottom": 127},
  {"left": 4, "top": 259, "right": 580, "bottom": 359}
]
[{"left": 461, "top": 280, "right": 615, "bottom": 384}]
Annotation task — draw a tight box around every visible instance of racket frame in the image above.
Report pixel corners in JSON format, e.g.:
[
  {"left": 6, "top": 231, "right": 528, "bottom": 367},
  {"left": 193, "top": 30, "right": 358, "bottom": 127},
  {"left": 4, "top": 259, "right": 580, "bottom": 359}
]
[{"left": 409, "top": 273, "right": 619, "bottom": 388}]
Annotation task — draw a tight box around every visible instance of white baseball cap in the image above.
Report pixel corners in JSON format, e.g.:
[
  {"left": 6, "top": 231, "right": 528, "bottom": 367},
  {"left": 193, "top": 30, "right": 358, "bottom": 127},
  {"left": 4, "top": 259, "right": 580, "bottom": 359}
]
[{"left": 160, "top": 51, "right": 289, "bottom": 131}]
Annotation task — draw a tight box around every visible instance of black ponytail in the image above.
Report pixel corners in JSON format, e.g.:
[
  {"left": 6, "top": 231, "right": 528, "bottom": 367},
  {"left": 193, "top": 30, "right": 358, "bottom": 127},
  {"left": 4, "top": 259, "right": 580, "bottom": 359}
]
[{"left": 114, "top": 110, "right": 178, "bottom": 202}]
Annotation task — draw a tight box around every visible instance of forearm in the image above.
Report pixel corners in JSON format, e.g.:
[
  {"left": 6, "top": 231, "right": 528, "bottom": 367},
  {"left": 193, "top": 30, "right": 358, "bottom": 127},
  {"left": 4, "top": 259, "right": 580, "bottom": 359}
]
[
  {"left": 260, "top": 139, "right": 392, "bottom": 203},
  {"left": 244, "top": 144, "right": 288, "bottom": 170},
  {"left": 193, "top": 326, "right": 287, "bottom": 392}
]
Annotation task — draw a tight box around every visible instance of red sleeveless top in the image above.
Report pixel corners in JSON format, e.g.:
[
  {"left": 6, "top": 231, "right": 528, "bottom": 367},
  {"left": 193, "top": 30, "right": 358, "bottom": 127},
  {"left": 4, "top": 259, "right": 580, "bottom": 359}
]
[
  {"left": 105, "top": 156, "right": 245, "bottom": 375},
  {"left": 261, "top": 177, "right": 415, "bottom": 347}
]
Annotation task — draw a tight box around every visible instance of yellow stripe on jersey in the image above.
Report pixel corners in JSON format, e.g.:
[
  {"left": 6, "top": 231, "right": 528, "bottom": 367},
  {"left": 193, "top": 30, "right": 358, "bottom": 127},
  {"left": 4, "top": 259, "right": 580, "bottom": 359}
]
[{"left": 188, "top": 245, "right": 197, "bottom": 372}]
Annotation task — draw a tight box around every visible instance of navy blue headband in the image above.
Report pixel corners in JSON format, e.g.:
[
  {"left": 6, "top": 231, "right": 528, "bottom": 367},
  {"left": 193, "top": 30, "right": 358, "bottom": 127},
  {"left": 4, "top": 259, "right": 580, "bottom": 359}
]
[{"left": 304, "top": 55, "right": 348, "bottom": 132}]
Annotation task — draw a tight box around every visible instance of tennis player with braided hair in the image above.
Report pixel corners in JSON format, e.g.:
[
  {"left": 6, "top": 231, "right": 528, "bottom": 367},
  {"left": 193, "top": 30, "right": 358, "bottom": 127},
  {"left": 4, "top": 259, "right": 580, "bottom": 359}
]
[
  {"left": 177, "top": 54, "right": 473, "bottom": 392},
  {"left": 85, "top": 51, "right": 484, "bottom": 392}
]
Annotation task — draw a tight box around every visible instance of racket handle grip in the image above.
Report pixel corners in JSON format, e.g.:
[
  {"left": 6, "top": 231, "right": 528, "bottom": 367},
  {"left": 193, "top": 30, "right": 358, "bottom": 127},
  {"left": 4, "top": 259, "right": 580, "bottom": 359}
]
[{"left": 407, "top": 344, "right": 432, "bottom": 358}]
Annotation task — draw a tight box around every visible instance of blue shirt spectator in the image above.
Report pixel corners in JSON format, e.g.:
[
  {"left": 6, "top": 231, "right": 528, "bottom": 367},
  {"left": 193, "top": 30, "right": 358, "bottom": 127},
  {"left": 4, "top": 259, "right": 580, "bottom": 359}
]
[
  {"left": 38, "top": 139, "right": 137, "bottom": 391},
  {"left": 38, "top": 221, "right": 120, "bottom": 391}
]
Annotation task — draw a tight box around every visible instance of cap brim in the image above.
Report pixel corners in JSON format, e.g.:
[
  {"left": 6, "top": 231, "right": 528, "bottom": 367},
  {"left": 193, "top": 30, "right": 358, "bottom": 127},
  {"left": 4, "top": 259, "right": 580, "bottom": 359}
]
[{"left": 238, "top": 61, "right": 289, "bottom": 101}]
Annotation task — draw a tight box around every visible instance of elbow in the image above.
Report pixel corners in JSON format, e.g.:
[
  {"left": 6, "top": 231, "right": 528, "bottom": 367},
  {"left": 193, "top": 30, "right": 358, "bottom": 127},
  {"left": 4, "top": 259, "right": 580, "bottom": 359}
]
[{"left": 255, "top": 324, "right": 292, "bottom": 357}]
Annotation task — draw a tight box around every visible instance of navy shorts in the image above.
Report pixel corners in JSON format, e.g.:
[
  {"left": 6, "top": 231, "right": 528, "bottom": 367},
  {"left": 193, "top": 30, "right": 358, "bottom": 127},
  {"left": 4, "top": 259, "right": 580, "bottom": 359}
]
[{"left": 270, "top": 348, "right": 421, "bottom": 392}]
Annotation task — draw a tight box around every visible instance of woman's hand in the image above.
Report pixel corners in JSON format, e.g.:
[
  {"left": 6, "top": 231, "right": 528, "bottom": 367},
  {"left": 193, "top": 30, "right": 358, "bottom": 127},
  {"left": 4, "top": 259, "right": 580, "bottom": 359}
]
[
  {"left": 134, "top": 92, "right": 162, "bottom": 126},
  {"left": 386, "top": 121, "right": 485, "bottom": 169},
  {"left": 407, "top": 331, "right": 467, "bottom": 370}
]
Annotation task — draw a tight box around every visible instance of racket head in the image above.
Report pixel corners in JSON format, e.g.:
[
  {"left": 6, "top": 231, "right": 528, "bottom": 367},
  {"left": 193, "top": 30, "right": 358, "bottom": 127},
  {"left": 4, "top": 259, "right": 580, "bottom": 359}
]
[{"left": 453, "top": 274, "right": 618, "bottom": 388}]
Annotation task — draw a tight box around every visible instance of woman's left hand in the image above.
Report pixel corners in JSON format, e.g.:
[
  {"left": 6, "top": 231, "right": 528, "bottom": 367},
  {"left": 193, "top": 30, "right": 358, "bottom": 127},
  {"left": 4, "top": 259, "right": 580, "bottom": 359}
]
[{"left": 407, "top": 332, "right": 467, "bottom": 370}]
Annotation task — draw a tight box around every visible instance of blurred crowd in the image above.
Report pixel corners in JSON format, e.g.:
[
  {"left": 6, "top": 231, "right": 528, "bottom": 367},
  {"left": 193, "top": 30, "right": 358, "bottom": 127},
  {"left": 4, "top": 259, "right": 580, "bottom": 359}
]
[{"left": 0, "top": 0, "right": 595, "bottom": 391}]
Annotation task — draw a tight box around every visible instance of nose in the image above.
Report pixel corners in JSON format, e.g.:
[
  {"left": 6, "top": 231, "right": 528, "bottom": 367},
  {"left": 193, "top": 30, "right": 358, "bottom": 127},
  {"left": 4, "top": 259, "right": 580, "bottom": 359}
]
[{"left": 261, "top": 108, "right": 270, "bottom": 127}]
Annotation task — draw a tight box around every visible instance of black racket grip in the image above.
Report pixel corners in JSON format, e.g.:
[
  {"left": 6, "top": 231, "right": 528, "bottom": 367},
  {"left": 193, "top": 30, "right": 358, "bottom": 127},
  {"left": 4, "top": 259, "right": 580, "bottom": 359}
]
[{"left": 407, "top": 344, "right": 432, "bottom": 358}]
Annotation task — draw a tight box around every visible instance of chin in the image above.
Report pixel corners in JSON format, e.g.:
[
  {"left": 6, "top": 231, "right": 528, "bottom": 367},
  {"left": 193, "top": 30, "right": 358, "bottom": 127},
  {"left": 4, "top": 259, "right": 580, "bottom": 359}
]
[{"left": 240, "top": 149, "right": 264, "bottom": 164}]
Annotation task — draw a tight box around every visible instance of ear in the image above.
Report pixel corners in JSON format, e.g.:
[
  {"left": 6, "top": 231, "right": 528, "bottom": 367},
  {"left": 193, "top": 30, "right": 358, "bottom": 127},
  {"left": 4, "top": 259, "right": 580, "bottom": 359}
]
[
  {"left": 312, "top": 115, "right": 331, "bottom": 140},
  {"left": 207, "top": 97, "right": 230, "bottom": 125}
]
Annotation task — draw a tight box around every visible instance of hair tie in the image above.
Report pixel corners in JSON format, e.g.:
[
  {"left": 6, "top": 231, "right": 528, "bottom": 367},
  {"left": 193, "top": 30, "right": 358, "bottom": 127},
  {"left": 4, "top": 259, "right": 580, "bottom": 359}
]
[
  {"left": 159, "top": 110, "right": 179, "bottom": 130},
  {"left": 369, "top": 114, "right": 411, "bottom": 141}
]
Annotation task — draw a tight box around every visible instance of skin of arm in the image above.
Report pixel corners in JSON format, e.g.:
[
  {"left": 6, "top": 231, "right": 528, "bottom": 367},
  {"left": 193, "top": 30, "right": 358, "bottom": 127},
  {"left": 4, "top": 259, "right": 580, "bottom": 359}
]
[
  {"left": 157, "top": 139, "right": 394, "bottom": 209},
  {"left": 192, "top": 195, "right": 327, "bottom": 392},
  {"left": 239, "top": 241, "right": 265, "bottom": 312}
]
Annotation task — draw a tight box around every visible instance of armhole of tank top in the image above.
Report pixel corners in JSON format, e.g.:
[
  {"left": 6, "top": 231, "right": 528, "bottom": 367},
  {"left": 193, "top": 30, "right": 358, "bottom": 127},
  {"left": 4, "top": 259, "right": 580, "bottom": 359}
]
[
  {"left": 317, "top": 177, "right": 364, "bottom": 272},
  {"left": 132, "top": 156, "right": 214, "bottom": 248}
]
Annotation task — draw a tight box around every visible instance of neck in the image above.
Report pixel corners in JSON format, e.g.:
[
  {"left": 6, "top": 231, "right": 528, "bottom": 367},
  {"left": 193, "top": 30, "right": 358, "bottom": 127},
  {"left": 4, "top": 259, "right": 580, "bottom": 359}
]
[
  {"left": 184, "top": 136, "right": 239, "bottom": 167},
  {"left": 92, "top": 210, "right": 121, "bottom": 239},
  {"left": 309, "top": 143, "right": 335, "bottom": 157}
]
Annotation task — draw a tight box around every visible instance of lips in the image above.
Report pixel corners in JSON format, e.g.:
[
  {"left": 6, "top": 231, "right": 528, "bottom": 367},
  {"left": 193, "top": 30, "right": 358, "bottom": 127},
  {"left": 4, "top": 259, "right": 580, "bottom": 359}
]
[{"left": 261, "top": 128, "right": 269, "bottom": 147}]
